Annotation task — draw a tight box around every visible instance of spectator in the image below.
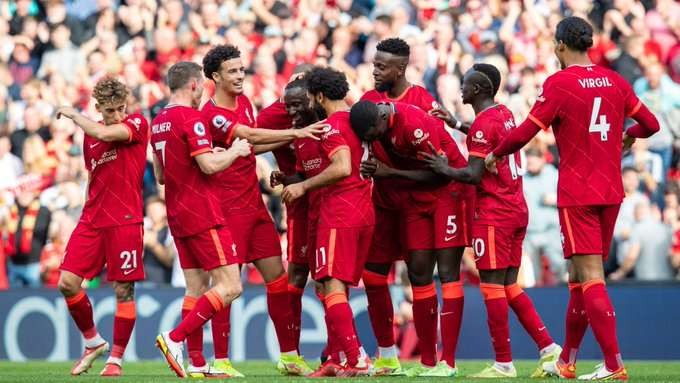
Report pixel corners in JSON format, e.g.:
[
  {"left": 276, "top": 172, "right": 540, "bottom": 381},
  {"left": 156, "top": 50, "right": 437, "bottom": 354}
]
[
  {"left": 142, "top": 197, "right": 174, "bottom": 285},
  {"left": 612, "top": 167, "right": 650, "bottom": 271},
  {"left": 610, "top": 200, "right": 674, "bottom": 281},
  {"left": 622, "top": 139, "right": 664, "bottom": 206},
  {"left": 36, "top": 23, "right": 86, "bottom": 82},
  {"left": 39, "top": 209, "right": 73, "bottom": 288},
  {"left": 634, "top": 62, "right": 680, "bottom": 177},
  {"left": 2, "top": 182, "right": 51, "bottom": 287},
  {"left": 522, "top": 148, "right": 565, "bottom": 284},
  {"left": 0, "top": 133, "right": 23, "bottom": 193}
]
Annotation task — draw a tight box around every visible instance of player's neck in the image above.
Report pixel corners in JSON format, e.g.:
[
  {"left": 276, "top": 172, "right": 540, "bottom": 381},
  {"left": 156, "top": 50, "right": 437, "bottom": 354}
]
[
  {"left": 168, "top": 92, "right": 194, "bottom": 108},
  {"left": 472, "top": 98, "right": 496, "bottom": 115},
  {"left": 324, "top": 100, "right": 348, "bottom": 115},
  {"left": 214, "top": 88, "right": 238, "bottom": 110},
  {"left": 563, "top": 53, "right": 592, "bottom": 69},
  {"left": 387, "top": 79, "right": 410, "bottom": 99}
]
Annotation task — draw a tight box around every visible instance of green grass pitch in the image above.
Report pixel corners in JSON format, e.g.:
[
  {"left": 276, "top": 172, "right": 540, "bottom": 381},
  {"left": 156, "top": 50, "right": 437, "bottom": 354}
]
[{"left": 1, "top": 360, "right": 679, "bottom": 382}]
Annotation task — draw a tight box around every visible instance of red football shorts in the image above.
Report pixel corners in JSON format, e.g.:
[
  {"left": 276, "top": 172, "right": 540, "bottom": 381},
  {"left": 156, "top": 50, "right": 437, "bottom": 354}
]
[
  {"left": 175, "top": 226, "right": 238, "bottom": 271},
  {"left": 403, "top": 198, "right": 469, "bottom": 251},
  {"left": 286, "top": 202, "right": 309, "bottom": 265},
  {"left": 472, "top": 224, "right": 526, "bottom": 270},
  {"left": 61, "top": 222, "right": 144, "bottom": 281},
  {"left": 312, "top": 225, "right": 373, "bottom": 285},
  {"left": 225, "top": 208, "right": 282, "bottom": 264},
  {"left": 558, "top": 204, "right": 620, "bottom": 259},
  {"left": 369, "top": 206, "right": 406, "bottom": 264}
]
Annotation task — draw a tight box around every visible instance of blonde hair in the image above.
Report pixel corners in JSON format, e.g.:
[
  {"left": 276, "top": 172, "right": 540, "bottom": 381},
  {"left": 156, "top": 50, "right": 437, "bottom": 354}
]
[{"left": 92, "top": 76, "right": 129, "bottom": 106}]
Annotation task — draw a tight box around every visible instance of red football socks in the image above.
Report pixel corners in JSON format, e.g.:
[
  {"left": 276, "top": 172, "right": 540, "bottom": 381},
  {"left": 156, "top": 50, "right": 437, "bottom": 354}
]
[
  {"left": 182, "top": 296, "right": 206, "bottom": 367},
  {"left": 582, "top": 279, "right": 623, "bottom": 371},
  {"left": 111, "top": 301, "right": 136, "bottom": 359},
  {"left": 211, "top": 304, "right": 230, "bottom": 359},
  {"left": 560, "top": 283, "right": 589, "bottom": 364},
  {"left": 480, "top": 283, "right": 512, "bottom": 363},
  {"left": 440, "top": 281, "right": 464, "bottom": 368},
  {"left": 65, "top": 290, "right": 98, "bottom": 340},
  {"left": 170, "top": 290, "right": 224, "bottom": 343},
  {"left": 411, "top": 283, "right": 439, "bottom": 367},
  {"left": 325, "top": 292, "right": 361, "bottom": 367},
  {"left": 362, "top": 270, "right": 395, "bottom": 348},
  {"left": 266, "top": 273, "right": 297, "bottom": 353},
  {"left": 506, "top": 284, "right": 554, "bottom": 350},
  {"left": 288, "top": 284, "right": 304, "bottom": 348}
]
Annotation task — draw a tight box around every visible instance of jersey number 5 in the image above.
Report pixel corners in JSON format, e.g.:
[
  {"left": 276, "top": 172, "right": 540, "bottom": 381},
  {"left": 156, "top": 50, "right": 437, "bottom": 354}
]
[{"left": 589, "top": 97, "right": 610, "bottom": 141}]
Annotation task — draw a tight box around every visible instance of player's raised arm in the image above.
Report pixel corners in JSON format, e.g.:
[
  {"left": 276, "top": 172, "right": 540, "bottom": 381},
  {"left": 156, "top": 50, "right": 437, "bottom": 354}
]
[
  {"left": 232, "top": 120, "right": 326, "bottom": 144},
  {"left": 421, "top": 142, "right": 485, "bottom": 184},
  {"left": 194, "top": 137, "right": 252, "bottom": 175},
  {"left": 57, "top": 107, "right": 132, "bottom": 142}
]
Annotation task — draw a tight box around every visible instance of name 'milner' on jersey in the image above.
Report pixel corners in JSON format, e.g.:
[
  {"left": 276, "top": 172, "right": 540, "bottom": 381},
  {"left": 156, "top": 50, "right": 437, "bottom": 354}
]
[
  {"left": 80, "top": 113, "right": 148, "bottom": 228},
  {"left": 527, "top": 64, "right": 643, "bottom": 207},
  {"left": 150, "top": 105, "right": 225, "bottom": 238}
]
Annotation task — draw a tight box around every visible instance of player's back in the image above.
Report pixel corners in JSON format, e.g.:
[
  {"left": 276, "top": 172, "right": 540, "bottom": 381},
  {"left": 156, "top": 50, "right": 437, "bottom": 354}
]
[
  {"left": 150, "top": 105, "right": 224, "bottom": 237},
  {"left": 531, "top": 65, "right": 640, "bottom": 206},
  {"left": 468, "top": 104, "right": 528, "bottom": 227}
]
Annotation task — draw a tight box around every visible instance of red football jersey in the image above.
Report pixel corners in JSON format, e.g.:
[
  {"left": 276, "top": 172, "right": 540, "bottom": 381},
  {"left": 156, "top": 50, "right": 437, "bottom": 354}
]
[
  {"left": 467, "top": 104, "right": 528, "bottom": 226},
  {"left": 201, "top": 96, "right": 262, "bottom": 214},
  {"left": 297, "top": 111, "right": 374, "bottom": 228},
  {"left": 294, "top": 136, "right": 324, "bottom": 226},
  {"left": 150, "top": 105, "right": 225, "bottom": 237},
  {"left": 528, "top": 64, "right": 642, "bottom": 207},
  {"left": 256, "top": 100, "right": 297, "bottom": 176},
  {"left": 361, "top": 84, "right": 440, "bottom": 113},
  {"left": 80, "top": 113, "right": 148, "bottom": 228}
]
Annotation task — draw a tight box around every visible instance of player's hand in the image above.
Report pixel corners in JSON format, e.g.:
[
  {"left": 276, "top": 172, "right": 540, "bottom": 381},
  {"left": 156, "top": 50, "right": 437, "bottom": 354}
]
[
  {"left": 229, "top": 137, "right": 252, "bottom": 157},
  {"left": 428, "top": 106, "right": 455, "bottom": 128},
  {"left": 420, "top": 142, "right": 450, "bottom": 175},
  {"left": 622, "top": 132, "right": 636, "bottom": 154},
  {"left": 56, "top": 106, "right": 78, "bottom": 120},
  {"left": 295, "top": 120, "right": 328, "bottom": 140},
  {"left": 609, "top": 269, "right": 626, "bottom": 281},
  {"left": 212, "top": 146, "right": 227, "bottom": 153},
  {"left": 360, "top": 158, "right": 378, "bottom": 178},
  {"left": 282, "top": 182, "right": 306, "bottom": 203},
  {"left": 270, "top": 170, "right": 286, "bottom": 188},
  {"left": 484, "top": 152, "right": 499, "bottom": 174}
]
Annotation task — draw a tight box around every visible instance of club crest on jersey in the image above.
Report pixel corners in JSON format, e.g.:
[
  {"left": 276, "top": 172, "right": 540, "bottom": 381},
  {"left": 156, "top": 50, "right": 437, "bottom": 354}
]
[
  {"left": 431, "top": 101, "right": 440, "bottom": 110},
  {"left": 411, "top": 128, "right": 430, "bottom": 145},
  {"left": 472, "top": 130, "right": 488, "bottom": 144},
  {"left": 212, "top": 115, "right": 228, "bottom": 128},
  {"left": 536, "top": 87, "right": 545, "bottom": 102},
  {"left": 414, "top": 129, "right": 424, "bottom": 139},
  {"left": 194, "top": 122, "right": 206, "bottom": 136}
]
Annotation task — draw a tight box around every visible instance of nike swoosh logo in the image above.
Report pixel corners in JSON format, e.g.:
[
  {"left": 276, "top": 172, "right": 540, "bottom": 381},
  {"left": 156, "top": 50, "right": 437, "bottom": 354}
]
[
  {"left": 538, "top": 326, "right": 546, "bottom": 331},
  {"left": 299, "top": 143, "right": 306, "bottom": 148},
  {"left": 198, "top": 313, "right": 208, "bottom": 321},
  {"left": 123, "top": 269, "right": 135, "bottom": 275},
  {"left": 90, "top": 143, "right": 100, "bottom": 148},
  {"left": 444, "top": 236, "right": 456, "bottom": 241}
]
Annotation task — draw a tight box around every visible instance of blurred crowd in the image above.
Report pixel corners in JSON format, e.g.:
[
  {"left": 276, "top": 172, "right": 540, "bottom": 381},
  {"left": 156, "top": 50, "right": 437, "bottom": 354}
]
[{"left": 1, "top": 0, "right": 679, "bottom": 291}]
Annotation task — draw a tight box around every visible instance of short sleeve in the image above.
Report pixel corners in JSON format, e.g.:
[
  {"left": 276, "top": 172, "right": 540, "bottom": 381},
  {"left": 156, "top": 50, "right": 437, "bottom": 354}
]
[
  {"left": 184, "top": 116, "right": 213, "bottom": 157},
  {"left": 403, "top": 118, "right": 442, "bottom": 158},
  {"left": 123, "top": 114, "right": 149, "bottom": 143},
  {"left": 467, "top": 116, "right": 495, "bottom": 158},
  {"left": 527, "top": 76, "right": 562, "bottom": 131},
  {"left": 417, "top": 88, "right": 439, "bottom": 113},
  {"left": 320, "top": 124, "right": 349, "bottom": 159}
]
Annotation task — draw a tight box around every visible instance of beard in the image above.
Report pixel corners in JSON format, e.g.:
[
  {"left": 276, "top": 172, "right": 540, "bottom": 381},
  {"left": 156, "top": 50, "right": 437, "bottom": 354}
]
[
  {"left": 375, "top": 79, "right": 394, "bottom": 93},
  {"left": 313, "top": 104, "right": 327, "bottom": 120}
]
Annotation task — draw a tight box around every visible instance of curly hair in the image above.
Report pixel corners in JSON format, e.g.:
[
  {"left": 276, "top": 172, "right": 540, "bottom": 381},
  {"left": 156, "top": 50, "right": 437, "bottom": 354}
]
[
  {"left": 305, "top": 66, "right": 349, "bottom": 100},
  {"left": 555, "top": 16, "right": 593, "bottom": 52},
  {"left": 472, "top": 63, "right": 501, "bottom": 96},
  {"left": 92, "top": 76, "right": 129, "bottom": 105},
  {"left": 202, "top": 44, "right": 241, "bottom": 80},
  {"left": 376, "top": 37, "right": 410, "bottom": 57}
]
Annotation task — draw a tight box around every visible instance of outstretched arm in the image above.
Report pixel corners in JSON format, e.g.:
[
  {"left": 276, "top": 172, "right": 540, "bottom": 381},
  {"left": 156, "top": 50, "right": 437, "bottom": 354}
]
[{"left": 57, "top": 107, "right": 131, "bottom": 142}]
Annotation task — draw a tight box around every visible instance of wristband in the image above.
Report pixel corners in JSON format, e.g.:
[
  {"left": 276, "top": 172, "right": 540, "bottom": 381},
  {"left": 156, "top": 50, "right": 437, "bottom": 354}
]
[{"left": 455, "top": 120, "right": 462, "bottom": 129}]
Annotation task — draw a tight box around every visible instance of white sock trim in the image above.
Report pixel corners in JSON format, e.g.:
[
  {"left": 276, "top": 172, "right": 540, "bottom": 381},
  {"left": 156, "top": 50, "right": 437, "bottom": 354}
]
[{"left": 378, "top": 346, "right": 397, "bottom": 359}]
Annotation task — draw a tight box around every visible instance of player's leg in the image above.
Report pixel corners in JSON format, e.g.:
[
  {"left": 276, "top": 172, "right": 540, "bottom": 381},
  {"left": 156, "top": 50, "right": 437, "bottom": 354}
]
[
  {"left": 543, "top": 261, "right": 584, "bottom": 378},
  {"left": 561, "top": 205, "right": 626, "bottom": 380},
  {"left": 286, "top": 209, "right": 310, "bottom": 350},
  {"left": 469, "top": 225, "right": 516, "bottom": 378},
  {"left": 429, "top": 246, "right": 464, "bottom": 376},
  {"left": 287, "top": 262, "right": 308, "bottom": 349},
  {"left": 59, "top": 222, "right": 108, "bottom": 375},
  {"left": 157, "top": 227, "right": 241, "bottom": 378},
  {"left": 182, "top": 268, "right": 210, "bottom": 376}
]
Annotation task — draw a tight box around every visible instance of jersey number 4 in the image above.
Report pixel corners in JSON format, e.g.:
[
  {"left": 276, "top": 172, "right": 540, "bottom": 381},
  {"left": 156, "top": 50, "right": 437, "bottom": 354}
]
[{"left": 589, "top": 97, "right": 610, "bottom": 141}]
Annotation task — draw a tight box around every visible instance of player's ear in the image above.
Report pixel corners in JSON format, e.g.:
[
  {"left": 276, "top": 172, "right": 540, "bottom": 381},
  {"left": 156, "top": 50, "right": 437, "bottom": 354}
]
[
  {"left": 211, "top": 71, "right": 220, "bottom": 83},
  {"left": 94, "top": 103, "right": 101, "bottom": 113}
]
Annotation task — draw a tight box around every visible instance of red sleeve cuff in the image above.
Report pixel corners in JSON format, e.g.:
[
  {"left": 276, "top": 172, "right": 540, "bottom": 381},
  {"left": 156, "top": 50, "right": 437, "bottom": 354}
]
[
  {"left": 468, "top": 151, "right": 488, "bottom": 158},
  {"left": 327, "top": 145, "right": 350, "bottom": 158},
  {"left": 627, "top": 101, "right": 642, "bottom": 117},
  {"left": 528, "top": 113, "right": 549, "bottom": 131},
  {"left": 190, "top": 147, "right": 212, "bottom": 157}
]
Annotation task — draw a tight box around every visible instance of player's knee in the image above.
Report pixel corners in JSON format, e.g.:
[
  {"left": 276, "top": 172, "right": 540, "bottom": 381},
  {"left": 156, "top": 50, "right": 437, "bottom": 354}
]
[
  {"left": 438, "top": 266, "right": 460, "bottom": 284},
  {"left": 407, "top": 269, "right": 433, "bottom": 286},
  {"left": 113, "top": 282, "right": 135, "bottom": 301},
  {"left": 289, "top": 267, "right": 309, "bottom": 288},
  {"left": 223, "top": 282, "right": 243, "bottom": 302},
  {"left": 57, "top": 275, "right": 79, "bottom": 296}
]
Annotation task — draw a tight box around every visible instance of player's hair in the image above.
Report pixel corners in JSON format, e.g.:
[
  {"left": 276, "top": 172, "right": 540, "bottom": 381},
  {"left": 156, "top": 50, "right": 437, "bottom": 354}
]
[
  {"left": 349, "top": 100, "right": 379, "bottom": 138},
  {"left": 376, "top": 37, "right": 410, "bottom": 57},
  {"left": 166, "top": 61, "right": 203, "bottom": 91},
  {"left": 555, "top": 16, "right": 593, "bottom": 52},
  {"left": 92, "top": 76, "right": 129, "bottom": 106},
  {"left": 202, "top": 44, "right": 241, "bottom": 80},
  {"left": 285, "top": 78, "right": 307, "bottom": 91},
  {"left": 305, "top": 67, "right": 349, "bottom": 100},
  {"left": 472, "top": 63, "right": 501, "bottom": 96}
]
